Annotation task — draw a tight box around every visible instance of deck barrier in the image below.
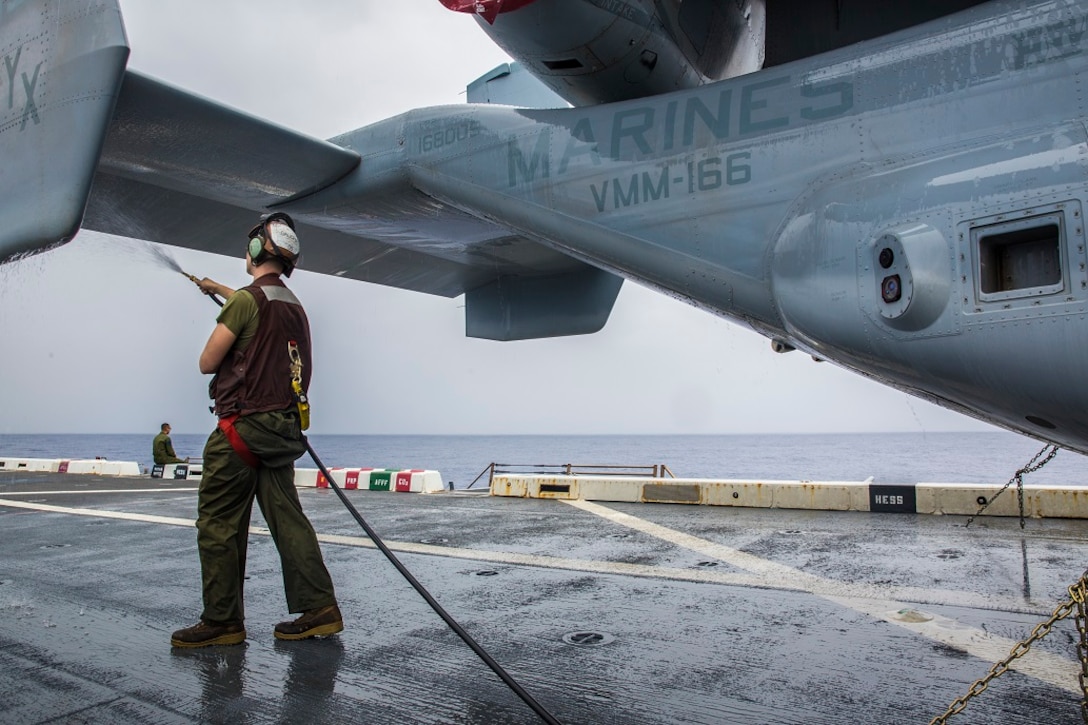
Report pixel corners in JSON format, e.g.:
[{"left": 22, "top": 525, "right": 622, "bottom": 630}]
[{"left": 467, "top": 462, "right": 675, "bottom": 489}]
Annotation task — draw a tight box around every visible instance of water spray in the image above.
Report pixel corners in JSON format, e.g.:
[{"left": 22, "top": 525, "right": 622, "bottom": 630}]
[
  {"left": 188, "top": 283, "right": 562, "bottom": 725},
  {"left": 141, "top": 241, "right": 189, "bottom": 276},
  {"left": 139, "top": 241, "right": 223, "bottom": 303}
]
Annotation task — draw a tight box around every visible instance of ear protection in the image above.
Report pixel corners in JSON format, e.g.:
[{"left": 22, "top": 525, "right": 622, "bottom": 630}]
[
  {"left": 246, "top": 212, "right": 297, "bottom": 270},
  {"left": 247, "top": 235, "right": 267, "bottom": 264}
]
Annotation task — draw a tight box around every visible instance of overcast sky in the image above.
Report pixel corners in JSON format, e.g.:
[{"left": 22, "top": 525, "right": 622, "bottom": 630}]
[{"left": 0, "top": 0, "right": 997, "bottom": 436}]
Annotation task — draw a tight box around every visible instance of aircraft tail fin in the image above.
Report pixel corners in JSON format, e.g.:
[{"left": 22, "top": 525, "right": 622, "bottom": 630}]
[{"left": 0, "top": 0, "right": 129, "bottom": 262}]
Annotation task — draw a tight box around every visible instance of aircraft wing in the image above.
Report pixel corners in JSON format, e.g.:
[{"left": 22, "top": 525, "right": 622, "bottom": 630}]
[
  {"left": 85, "top": 70, "right": 468, "bottom": 297},
  {"left": 87, "top": 72, "right": 564, "bottom": 285},
  {"left": 0, "top": 0, "right": 621, "bottom": 340},
  {"left": 4, "top": 0, "right": 993, "bottom": 342}
]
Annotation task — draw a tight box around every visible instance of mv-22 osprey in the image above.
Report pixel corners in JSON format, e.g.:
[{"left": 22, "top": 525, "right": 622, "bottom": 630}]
[{"left": 1, "top": 0, "right": 1087, "bottom": 452}]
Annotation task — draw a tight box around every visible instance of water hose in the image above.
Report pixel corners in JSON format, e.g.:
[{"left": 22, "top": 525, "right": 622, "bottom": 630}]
[{"left": 192, "top": 277, "right": 562, "bottom": 725}]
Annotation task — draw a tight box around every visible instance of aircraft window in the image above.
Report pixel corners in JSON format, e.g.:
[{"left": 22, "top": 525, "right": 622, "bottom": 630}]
[
  {"left": 976, "top": 216, "right": 1063, "bottom": 299},
  {"left": 542, "top": 58, "right": 583, "bottom": 71}
]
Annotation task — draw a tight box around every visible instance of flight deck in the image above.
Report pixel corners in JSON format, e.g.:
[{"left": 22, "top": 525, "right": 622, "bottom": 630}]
[{"left": 1, "top": 471, "right": 1085, "bottom": 724}]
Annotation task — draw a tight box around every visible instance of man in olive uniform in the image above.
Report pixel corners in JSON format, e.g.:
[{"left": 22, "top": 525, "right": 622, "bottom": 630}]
[
  {"left": 152, "top": 423, "right": 187, "bottom": 465},
  {"left": 171, "top": 213, "right": 342, "bottom": 648}
]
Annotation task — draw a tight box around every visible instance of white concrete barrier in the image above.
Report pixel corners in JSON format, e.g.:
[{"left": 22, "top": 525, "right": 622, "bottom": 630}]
[
  {"left": 146, "top": 463, "right": 444, "bottom": 492},
  {"left": 62, "top": 460, "right": 143, "bottom": 476},
  {"left": 295, "top": 468, "right": 320, "bottom": 488},
  {"left": 296, "top": 467, "right": 444, "bottom": 493},
  {"left": 0, "top": 457, "right": 142, "bottom": 476},
  {"left": 0, "top": 457, "right": 61, "bottom": 472},
  {"left": 491, "top": 475, "right": 1088, "bottom": 519},
  {"left": 1, "top": 456, "right": 444, "bottom": 490}
]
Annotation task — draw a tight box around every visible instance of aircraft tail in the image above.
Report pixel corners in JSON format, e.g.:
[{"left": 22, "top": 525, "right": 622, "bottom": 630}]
[{"left": 0, "top": 0, "right": 128, "bottom": 262}]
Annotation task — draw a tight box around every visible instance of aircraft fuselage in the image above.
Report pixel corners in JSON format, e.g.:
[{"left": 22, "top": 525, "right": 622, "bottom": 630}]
[{"left": 285, "top": 0, "right": 1088, "bottom": 452}]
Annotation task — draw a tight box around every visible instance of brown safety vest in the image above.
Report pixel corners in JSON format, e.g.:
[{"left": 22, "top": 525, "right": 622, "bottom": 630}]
[{"left": 209, "top": 274, "right": 312, "bottom": 419}]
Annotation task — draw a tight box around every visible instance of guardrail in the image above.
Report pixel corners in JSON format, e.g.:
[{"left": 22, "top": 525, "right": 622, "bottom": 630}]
[{"left": 466, "top": 462, "right": 675, "bottom": 489}]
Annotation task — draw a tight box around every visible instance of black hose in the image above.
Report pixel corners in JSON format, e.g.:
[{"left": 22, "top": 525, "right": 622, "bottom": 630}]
[
  {"left": 198, "top": 287, "right": 562, "bottom": 725},
  {"left": 304, "top": 441, "right": 562, "bottom": 725}
]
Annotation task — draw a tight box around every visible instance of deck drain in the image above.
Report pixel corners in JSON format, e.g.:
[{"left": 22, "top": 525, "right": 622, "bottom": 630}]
[
  {"left": 695, "top": 561, "right": 719, "bottom": 568},
  {"left": 562, "top": 631, "right": 615, "bottom": 647},
  {"left": 474, "top": 570, "right": 499, "bottom": 576},
  {"left": 39, "top": 544, "right": 71, "bottom": 549},
  {"left": 418, "top": 538, "right": 449, "bottom": 545}
]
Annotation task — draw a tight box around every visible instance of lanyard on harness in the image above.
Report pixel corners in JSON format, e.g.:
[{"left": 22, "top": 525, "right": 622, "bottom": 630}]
[
  {"left": 218, "top": 414, "right": 260, "bottom": 468},
  {"left": 288, "top": 340, "right": 310, "bottom": 431}
]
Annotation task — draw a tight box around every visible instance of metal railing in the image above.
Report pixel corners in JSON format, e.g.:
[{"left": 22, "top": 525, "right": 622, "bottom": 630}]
[{"left": 466, "top": 462, "right": 675, "bottom": 489}]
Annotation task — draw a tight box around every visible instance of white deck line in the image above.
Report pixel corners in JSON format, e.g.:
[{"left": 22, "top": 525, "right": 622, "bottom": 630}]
[{"left": 563, "top": 498, "right": 1080, "bottom": 695}]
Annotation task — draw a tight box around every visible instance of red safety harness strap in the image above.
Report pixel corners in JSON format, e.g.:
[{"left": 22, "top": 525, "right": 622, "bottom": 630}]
[{"left": 217, "top": 415, "right": 260, "bottom": 468}]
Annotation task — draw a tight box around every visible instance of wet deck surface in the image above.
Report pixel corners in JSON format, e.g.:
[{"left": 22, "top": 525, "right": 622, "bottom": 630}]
[{"left": 1, "top": 471, "right": 1086, "bottom": 724}]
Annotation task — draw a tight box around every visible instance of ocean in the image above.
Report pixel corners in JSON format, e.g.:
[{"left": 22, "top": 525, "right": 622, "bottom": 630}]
[{"left": 0, "top": 431, "right": 1085, "bottom": 490}]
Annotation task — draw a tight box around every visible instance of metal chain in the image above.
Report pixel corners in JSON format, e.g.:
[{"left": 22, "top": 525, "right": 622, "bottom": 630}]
[
  {"left": 965, "top": 444, "right": 1059, "bottom": 528},
  {"left": 1079, "top": 582, "right": 1088, "bottom": 723},
  {"left": 929, "top": 568, "right": 1088, "bottom": 724}
]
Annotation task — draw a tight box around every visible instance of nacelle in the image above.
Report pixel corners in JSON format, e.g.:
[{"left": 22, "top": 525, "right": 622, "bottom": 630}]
[{"left": 439, "top": 0, "right": 766, "bottom": 106}]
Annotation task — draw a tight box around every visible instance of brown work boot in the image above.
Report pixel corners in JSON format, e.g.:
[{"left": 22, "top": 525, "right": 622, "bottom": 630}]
[
  {"left": 170, "top": 619, "right": 246, "bottom": 648},
  {"left": 274, "top": 604, "right": 343, "bottom": 640}
]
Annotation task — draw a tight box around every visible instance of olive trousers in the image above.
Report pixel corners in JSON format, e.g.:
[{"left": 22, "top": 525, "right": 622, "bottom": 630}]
[{"left": 196, "top": 410, "right": 336, "bottom": 624}]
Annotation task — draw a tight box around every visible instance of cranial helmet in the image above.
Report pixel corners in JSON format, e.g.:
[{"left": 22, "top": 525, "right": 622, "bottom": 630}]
[{"left": 248, "top": 212, "right": 301, "bottom": 276}]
